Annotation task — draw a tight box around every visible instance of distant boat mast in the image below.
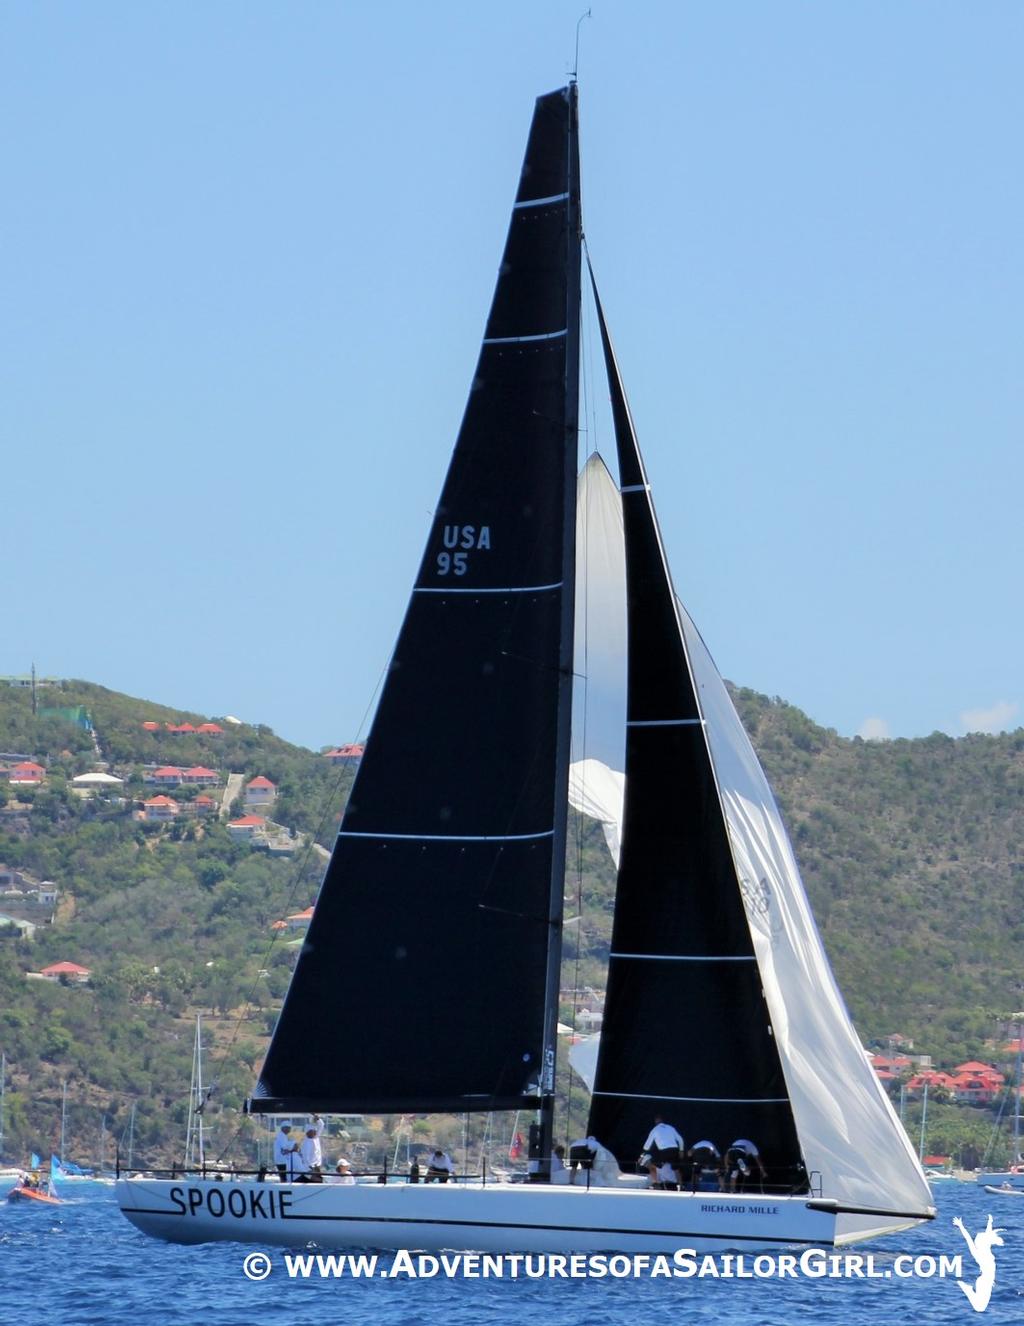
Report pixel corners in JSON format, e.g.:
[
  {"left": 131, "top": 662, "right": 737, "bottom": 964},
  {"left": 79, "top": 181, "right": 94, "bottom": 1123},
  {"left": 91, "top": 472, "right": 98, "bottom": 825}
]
[{"left": 184, "top": 1015, "right": 206, "bottom": 1171}]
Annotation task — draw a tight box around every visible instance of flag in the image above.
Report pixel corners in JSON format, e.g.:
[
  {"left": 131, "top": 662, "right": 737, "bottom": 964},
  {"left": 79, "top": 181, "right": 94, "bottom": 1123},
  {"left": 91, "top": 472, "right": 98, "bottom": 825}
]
[
  {"left": 31, "top": 1152, "right": 41, "bottom": 1169},
  {"left": 509, "top": 1132, "right": 525, "bottom": 1161}
]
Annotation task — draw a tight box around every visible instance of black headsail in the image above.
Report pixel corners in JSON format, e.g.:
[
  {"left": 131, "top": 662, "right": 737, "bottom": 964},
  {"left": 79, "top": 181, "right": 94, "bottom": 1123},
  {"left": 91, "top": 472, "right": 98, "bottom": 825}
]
[
  {"left": 583, "top": 264, "right": 804, "bottom": 1183},
  {"left": 254, "top": 87, "right": 581, "bottom": 1117}
]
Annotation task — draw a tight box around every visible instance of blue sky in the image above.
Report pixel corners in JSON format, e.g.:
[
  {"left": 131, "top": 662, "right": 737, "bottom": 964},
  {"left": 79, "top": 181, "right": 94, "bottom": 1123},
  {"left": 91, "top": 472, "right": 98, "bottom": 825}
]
[{"left": 3, "top": 2, "right": 1021, "bottom": 750}]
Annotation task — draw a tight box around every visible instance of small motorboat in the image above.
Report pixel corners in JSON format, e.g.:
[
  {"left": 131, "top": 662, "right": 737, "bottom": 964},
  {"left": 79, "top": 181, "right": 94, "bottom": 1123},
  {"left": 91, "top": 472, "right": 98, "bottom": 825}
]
[
  {"left": 7, "top": 1180, "right": 61, "bottom": 1205},
  {"left": 984, "top": 1183, "right": 1024, "bottom": 1197}
]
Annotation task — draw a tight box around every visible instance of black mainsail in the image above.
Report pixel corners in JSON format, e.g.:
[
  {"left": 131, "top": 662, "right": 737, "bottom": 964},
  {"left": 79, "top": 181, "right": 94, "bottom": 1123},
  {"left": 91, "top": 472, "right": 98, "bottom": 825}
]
[
  {"left": 583, "top": 270, "right": 804, "bottom": 1183},
  {"left": 254, "top": 87, "right": 581, "bottom": 1117}
]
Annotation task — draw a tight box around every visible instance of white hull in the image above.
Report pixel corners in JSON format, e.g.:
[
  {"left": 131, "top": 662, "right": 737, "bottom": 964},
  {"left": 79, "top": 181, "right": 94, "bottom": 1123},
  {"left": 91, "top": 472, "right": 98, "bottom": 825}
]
[
  {"left": 116, "top": 1177, "right": 839, "bottom": 1253},
  {"left": 977, "top": 1170, "right": 1024, "bottom": 1189}
]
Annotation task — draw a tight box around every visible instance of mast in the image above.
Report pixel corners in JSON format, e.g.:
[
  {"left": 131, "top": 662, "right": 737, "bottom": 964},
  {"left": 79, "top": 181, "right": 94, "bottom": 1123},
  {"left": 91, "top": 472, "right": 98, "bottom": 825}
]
[
  {"left": 0, "top": 1052, "right": 5, "bottom": 1159},
  {"left": 1012, "top": 1012, "right": 1023, "bottom": 1163},
  {"left": 918, "top": 1082, "right": 929, "bottom": 1161},
  {"left": 535, "top": 77, "right": 581, "bottom": 1181},
  {"left": 60, "top": 1079, "right": 67, "bottom": 1162},
  {"left": 185, "top": 1014, "right": 205, "bottom": 1170},
  {"left": 127, "top": 1101, "right": 136, "bottom": 1171}
]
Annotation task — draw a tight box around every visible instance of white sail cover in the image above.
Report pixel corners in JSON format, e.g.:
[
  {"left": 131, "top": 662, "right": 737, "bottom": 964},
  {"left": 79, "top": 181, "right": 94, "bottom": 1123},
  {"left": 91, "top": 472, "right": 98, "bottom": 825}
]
[{"left": 579, "top": 454, "right": 932, "bottom": 1240}]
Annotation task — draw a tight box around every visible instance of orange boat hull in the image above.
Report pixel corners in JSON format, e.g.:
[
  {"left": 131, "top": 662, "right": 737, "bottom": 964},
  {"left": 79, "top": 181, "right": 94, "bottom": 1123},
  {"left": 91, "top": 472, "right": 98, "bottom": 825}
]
[{"left": 7, "top": 1184, "right": 61, "bottom": 1205}]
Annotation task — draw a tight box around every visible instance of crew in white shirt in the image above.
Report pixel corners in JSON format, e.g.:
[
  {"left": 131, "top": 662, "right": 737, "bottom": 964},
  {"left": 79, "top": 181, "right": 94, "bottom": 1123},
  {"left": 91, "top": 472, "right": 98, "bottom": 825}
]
[
  {"left": 273, "top": 1123, "right": 299, "bottom": 1181},
  {"left": 642, "top": 1116, "right": 684, "bottom": 1187},
  {"left": 425, "top": 1149, "right": 455, "bottom": 1183},
  {"left": 328, "top": 1158, "right": 356, "bottom": 1185}
]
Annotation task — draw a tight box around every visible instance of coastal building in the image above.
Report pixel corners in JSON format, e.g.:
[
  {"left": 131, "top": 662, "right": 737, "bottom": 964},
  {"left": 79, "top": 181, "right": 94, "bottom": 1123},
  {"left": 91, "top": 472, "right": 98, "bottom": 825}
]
[
  {"left": 38, "top": 961, "right": 92, "bottom": 984},
  {"left": 181, "top": 766, "right": 219, "bottom": 786},
  {"left": 0, "top": 913, "right": 37, "bottom": 938},
  {"left": 196, "top": 722, "right": 224, "bottom": 737},
  {"left": 7, "top": 761, "right": 46, "bottom": 785},
  {"left": 141, "top": 795, "right": 180, "bottom": 822},
  {"left": 71, "top": 771, "right": 125, "bottom": 792},
  {"left": 906, "top": 1071, "right": 957, "bottom": 1096},
  {"left": 244, "top": 776, "right": 277, "bottom": 807},
  {"left": 950, "top": 1063, "right": 1004, "bottom": 1105},
  {"left": 324, "top": 745, "right": 364, "bottom": 765},
  {"left": 144, "top": 767, "right": 184, "bottom": 786},
  {"left": 228, "top": 814, "right": 266, "bottom": 841}
]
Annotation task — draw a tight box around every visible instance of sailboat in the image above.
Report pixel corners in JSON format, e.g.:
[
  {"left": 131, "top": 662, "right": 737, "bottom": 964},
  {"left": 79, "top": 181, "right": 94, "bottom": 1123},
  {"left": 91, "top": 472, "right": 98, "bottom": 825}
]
[{"left": 116, "top": 82, "right": 934, "bottom": 1252}]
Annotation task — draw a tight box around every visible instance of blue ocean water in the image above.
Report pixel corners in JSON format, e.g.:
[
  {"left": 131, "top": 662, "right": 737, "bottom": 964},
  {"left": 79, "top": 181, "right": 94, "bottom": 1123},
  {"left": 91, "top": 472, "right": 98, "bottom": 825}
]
[{"left": 1, "top": 1183, "right": 1021, "bottom": 1326}]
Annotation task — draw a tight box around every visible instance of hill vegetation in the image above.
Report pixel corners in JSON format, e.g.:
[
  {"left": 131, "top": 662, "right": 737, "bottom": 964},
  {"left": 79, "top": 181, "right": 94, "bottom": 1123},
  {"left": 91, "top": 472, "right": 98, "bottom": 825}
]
[{"left": 0, "top": 678, "right": 1021, "bottom": 1171}]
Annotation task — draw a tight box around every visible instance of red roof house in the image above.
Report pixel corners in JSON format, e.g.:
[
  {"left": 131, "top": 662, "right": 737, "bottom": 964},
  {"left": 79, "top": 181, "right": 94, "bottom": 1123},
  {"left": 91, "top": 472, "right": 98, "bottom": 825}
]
[
  {"left": 40, "top": 961, "right": 91, "bottom": 984},
  {"left": 196, "top": 722, "right": 224, "bottom": 736},
  {"left": 245, "top": 776, "right": 277, "bottom": 806},
  {"left": 8, "top": 761, "right": 45, "bottom": 785},
  {"left": 182, "top": 766, "right": 219, "bottom": 786},
  {"left": 166, "top": 722, "right": 196, "bottom": 735},
  {"left": 951, "top": 1070, "right": 1004, "bottom": 1104},
  {"left": 869, "top": 1054, "right": 912, "bottom": 1073},
  {"left": 141, "top": 721, "right": 161, "bottom": 731},
  {"left": 228, "top": 814, "right": 265, "bottom": 840},
  {"left": 141, "top": 795, "right": 180, "bottom": 821},
  {"left": 324, "top": 745, "right": 365, "bottom": 765},
  {"left": 907, "top": 1071, "right": 958, "bottom": 1096}
]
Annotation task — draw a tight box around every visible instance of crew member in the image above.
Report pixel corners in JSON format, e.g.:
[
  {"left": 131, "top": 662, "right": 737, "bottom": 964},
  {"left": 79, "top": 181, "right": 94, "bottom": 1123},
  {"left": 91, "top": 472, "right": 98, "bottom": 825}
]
[
  {"left": 642, "top": 1115, "right": 684, "bottom": 1187},
  {"left": 723, "top": 1138, "right": 766, "bottom": 1192},
  {"left": 425, "top": 1149, "right": 455, "bottom": 1183},
  {"left": 273, "top": 1122, "right": 298, "bottom": 1181}
]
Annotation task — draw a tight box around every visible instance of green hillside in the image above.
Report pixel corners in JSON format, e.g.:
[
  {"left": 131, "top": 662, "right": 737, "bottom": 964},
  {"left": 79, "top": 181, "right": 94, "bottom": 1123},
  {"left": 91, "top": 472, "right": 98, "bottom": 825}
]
[{"left": 0, "top": 678, "right": 1020, "bottom": 1171}]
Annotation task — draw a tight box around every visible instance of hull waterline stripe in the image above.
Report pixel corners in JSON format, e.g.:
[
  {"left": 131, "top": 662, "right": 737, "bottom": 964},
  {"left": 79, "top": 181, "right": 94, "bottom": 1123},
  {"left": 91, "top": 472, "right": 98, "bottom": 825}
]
[
  {"left": 119, "top": 1206, "right": 830, "bottom": 1245},
  {"left": 593, "top": 1091, "right": 790, "bottom": 1104},
  {"left": 415, "top": 581, "right": 562, "bottom": 595},
  {"left": 483, "top": 329, "right": 567, "bottom": 345},
  {"left": 627, "top": 718, "right": 704, "bottom": 727},
  {"left": 610, "top": 952, "right": 757, "bottom": 963},
  {"left": 514, "top": 191, "right": 570, "bottom": 208},
  {"left": 338, "top": 829, "right": 554, "bottom": 843}
]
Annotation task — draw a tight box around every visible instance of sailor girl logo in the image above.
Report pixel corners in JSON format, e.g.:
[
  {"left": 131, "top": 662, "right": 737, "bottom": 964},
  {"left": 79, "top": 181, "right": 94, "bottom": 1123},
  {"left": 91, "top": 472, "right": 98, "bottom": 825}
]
[{"left": 952, "top": 1214, "right": 1003, "bottom": 1313}]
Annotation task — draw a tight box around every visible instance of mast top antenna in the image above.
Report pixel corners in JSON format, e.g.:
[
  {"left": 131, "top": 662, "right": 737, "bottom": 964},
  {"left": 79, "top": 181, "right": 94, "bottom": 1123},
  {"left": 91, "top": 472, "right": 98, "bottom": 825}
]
[{"left": 571, "top": 9, "right": 591, "bottom": 81}]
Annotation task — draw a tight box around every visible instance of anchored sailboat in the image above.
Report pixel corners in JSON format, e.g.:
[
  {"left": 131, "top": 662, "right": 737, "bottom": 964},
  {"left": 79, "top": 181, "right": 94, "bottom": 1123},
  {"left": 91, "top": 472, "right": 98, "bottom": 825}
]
[{"left": 117, "top": 82, "right": 933, "bottom": 1252}]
